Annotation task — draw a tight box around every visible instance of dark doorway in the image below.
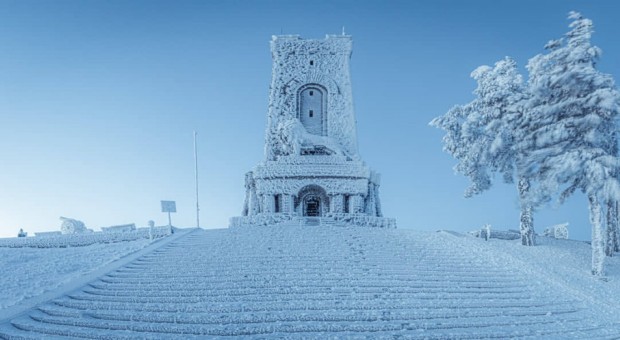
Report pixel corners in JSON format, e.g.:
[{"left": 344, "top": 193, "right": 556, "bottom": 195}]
[
  {"left": 297, "top": 185, "right": 328, "bottom": 217},
  {"left": 305, "top": 197, "right": 320, "bottom": 216}
]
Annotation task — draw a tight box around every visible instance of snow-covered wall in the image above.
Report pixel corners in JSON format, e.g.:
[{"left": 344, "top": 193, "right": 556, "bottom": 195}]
[
  {"left": 265, "top": 35, "right": 358, "bottom": 160},
  {"left": 232, "top": 34, "right": 393, "bottom": 228},
  {"left": 252, "top": 156, "right": 371, "bottom": 195},
  {"left": 0, "top": 227, "right": 172, "bottom": 248}
]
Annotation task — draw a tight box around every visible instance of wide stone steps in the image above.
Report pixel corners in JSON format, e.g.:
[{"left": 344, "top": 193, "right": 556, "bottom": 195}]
[
  {"left": 34, "top": 303, "right": 577, "bottom": 323},
  {"left": 5, "top": 310, "right": 592, "bottom": 337},
  {"left": 1, "top": 226, "right": 619, "bottom": 338},
  {"left": 81, "top": 285, "right": 529, "bottom": 296},
  {"left": 51, "top": 296, "right": 578, "bottom": 315},
  {"left": 64, "top": 291, "right": 533, "bottom": 305},
  {"left": 6, "top": 310, "right": 616, "bottom": 339}
]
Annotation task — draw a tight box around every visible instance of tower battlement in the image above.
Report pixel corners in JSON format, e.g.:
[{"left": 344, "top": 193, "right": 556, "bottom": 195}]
[{"left": 270, "top": 34, "right": 353, "bottom": 54}]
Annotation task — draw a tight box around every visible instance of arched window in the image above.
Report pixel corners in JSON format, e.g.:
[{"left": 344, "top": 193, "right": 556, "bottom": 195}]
[{"left": 298, "top": 85, "right": 326, "bottom": 136}]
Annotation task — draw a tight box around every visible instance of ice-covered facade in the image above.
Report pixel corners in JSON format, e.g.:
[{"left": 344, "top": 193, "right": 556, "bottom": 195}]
[{"left": 230, "top": 34, "right": 395, "bottom": 228}]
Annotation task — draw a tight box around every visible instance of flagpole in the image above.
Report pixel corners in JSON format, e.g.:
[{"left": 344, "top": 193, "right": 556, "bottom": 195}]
[{"left": 194, "top": 131, "right": 200, "bottom": 228}]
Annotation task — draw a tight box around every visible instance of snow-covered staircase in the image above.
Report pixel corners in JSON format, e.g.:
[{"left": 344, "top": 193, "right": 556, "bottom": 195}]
[{"left": 1, "top": 225, "right": 619, "bottom": 339}]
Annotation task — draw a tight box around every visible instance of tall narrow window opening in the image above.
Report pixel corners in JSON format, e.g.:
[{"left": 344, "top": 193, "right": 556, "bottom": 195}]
[{"left": 274, "top": 194, "right": 281, "bottom": 213}]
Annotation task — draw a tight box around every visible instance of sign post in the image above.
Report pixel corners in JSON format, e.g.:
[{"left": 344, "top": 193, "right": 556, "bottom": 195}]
[{"left": 161, "top": 200, "right": 176, "bottom": 227}]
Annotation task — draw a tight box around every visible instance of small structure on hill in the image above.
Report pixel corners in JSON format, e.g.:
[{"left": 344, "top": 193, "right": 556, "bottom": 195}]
[
  {"left": 231, "top": 34, "right": 395, "bottom": 228},
  {"left": 470, "top": 227, "right": 521, "bottom": 240},
  {"left": 59, "top": 217, "right": 88, "bottom": 234},
  {"left": 102, "top": 223, "right": 136, "bottom": 233},
  {"left": 35, "top": 231, "right": 62, "bottom": 237},
  {"left": 17, "top": 228, "right": 27, "bottom": 237},
  {"left": 544, "top": 223, "right": 569, "bottom": 239}
]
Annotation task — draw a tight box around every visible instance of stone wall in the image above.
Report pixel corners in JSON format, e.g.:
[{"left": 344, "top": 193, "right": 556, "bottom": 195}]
[{"left": 265, "top": 35, "right": 358, "bottom": 160}]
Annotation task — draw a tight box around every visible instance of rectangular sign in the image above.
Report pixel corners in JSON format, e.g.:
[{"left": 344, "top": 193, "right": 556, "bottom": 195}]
[{"left": 161, "top": 200, "right": 177, "bottom": 213}]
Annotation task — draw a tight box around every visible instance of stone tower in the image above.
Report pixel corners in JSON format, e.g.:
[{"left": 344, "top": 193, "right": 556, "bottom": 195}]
[{"left": 231, "top": 34, "right": 395, "bottom": 228}]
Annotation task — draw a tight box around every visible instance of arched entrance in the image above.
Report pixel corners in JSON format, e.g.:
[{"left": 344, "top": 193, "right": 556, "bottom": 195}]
[{"left": 297, "top": 185, "right": 329, "bottom": 217}]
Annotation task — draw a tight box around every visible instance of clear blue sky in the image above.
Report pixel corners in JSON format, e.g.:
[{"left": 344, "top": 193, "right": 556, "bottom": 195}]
[{"left": 1, "top": 0, "right": 619, "bottom": 240}]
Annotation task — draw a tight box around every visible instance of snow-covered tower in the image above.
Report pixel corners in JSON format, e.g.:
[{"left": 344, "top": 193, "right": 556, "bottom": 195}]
[{"left": 231, "top": 34, "right": 395, "bottom": 228}]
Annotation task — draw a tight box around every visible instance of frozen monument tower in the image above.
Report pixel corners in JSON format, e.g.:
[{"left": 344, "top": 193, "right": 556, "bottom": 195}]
[{"left": 230, "top": 34, "right": 395, "bottom": 228}]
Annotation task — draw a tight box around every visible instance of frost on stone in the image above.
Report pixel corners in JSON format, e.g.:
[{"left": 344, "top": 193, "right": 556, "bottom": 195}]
[
  {"left": 232, "top": 34, "right": 394, "bottom": 229},
  {"left": 274, "top": 117, "right": 349, "bottom": 158},
  {"left": 0, "top": 226, "right": 173, "bottom": 248},
  {"left": 101, "top": 224, "right": 137, "bottom": 233},
  {"left": 264, "top": 35, "right": 358, "bottom": 161},
  {"left": 543, "top": 223, "right": 569, "bottom": 240},
  {"left": 59, "top": 217, "right": 88, "bottom": 235}
]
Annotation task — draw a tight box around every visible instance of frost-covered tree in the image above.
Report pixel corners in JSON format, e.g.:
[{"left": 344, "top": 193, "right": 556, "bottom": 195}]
[
  {"left": 606, "top": 200, "right": 619, "bottom": 256},
  {"left": 430, "top": 103, "right": 490, "bottom": 197},
  {"left": 525, "top": 12, "right": 620, "bottom": 275},
  {"left": 605, "top": 133, "right": 620, "bottom": 257},
  {"left": 431, "top": 57, "right": 536, "bottom": 245}
]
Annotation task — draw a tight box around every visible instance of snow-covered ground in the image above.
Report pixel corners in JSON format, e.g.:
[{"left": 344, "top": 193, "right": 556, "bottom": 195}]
[
  {"left": 0, "top": 239, "right": 151, "bottom": 310},
  {"left": 460, "top": 233, "right": 620, "bottom": 322},
  {"left": 0, "top": 223, "right": 619, "bottom": 338},
  {"left": 0, "top": 226, "right": 172, "bottom": 248}
]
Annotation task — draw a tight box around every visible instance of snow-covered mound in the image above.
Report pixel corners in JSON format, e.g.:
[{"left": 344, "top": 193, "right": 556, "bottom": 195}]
[{"left": 0, "top": 223, "right": 619, "bottom": 338}]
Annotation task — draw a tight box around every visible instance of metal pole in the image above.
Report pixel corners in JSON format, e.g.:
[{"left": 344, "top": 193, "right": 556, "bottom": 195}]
[{"left": 194, "top": 131, "right": 200, "bottom": 228}]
